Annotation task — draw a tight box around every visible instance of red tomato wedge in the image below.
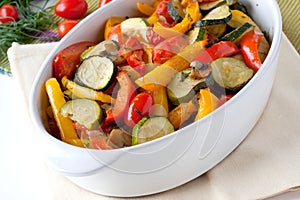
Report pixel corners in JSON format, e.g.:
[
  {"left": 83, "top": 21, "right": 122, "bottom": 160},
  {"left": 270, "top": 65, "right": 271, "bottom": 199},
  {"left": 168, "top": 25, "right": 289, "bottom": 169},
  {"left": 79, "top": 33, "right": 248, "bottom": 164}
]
[
  {"left": 53, "top": 41, "right": 96, "bottom": 79},
  {"left": 126, "top": 92, "right": 154, "bottom": 127}
]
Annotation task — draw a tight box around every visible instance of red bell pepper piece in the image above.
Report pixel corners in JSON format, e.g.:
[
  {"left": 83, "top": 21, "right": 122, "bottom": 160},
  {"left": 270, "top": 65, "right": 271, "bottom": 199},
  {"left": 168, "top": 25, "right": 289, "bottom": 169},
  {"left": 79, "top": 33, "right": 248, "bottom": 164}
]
[
  {"left": 105, "top": 71, "right": 136, "bottom": 123},
  {"left": 192, "top": 41, "right": 239, "bottom": 64},
  {"left": 240, "top": 30, "right": 263, "bottom": 72}
]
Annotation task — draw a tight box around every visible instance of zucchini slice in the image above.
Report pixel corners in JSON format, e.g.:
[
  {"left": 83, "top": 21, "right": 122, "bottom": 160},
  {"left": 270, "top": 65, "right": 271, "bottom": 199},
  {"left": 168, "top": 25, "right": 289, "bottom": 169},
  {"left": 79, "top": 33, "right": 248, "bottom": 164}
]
[
  {"left": 221, "top": 22, "right": 254, "bottom": 44},
  {"left": 186, "top": 27, "right": 207, "bottom": 44},
  {"left": 80, "top": 39, "right": 120, "bottom": 62},
  {"left": 75, "top": 56, "right": 116, "bottom": 90},
  {"left": 211, "top": 57, "right": 254, "bottom": 91},
  {"left": 168, "top": 0, "right": 185, "bottom": 22},
  {"left": 132, "top": 117, "right": 174, "bottom": 145},
  {"left": 195, "top": 5, "right": 232, "bottom": 27},
  {"left": 200, "top": 0, "right": 237, "bottom": 11},
  {"left": 121, "top": 17, "right": 149, "bottom": 42},
  {"left": 60, "top": 98, "right": 102, "bottom": 129},
  {"left": 167, "top": 68, "right": 214, "bottom": 105}
]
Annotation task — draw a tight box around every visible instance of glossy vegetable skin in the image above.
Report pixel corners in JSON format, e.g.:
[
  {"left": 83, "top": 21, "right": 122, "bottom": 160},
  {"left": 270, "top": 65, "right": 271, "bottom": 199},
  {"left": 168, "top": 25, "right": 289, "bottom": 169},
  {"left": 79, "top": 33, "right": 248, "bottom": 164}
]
[
  {"left": 0, "top": 4, "right": 18, "bottom": 23},
  {"left": 53, "top": 41, "right": 96, "bottom": 79},
  {"left": 192, "top": 41, "right": 239, "bottom": 64},
  {"left": 54, "top": 0, "right": 88, "bottom": 19},
  {"left": 126, "top": 92, "right": 154, "bottom": 127},
  {"left": 240, "top": 30, "right": 263, "bottom": 72},
  {"left": 106, "top": 71, "right": 136, "bottom": 123},
  {"left": 58, "top": 20, "right": 79, "bottom": 37},
  {"left": 45, "top": 78, "right": 84, "bottom": 147}
]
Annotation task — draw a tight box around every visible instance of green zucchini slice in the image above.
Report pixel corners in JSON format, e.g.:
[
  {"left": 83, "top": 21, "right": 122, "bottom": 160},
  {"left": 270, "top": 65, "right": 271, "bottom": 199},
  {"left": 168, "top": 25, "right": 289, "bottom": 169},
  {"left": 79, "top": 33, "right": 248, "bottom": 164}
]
[
  {"left": 186, "top": 27, "right": 207, "bottom": 44},
  {"left": 132, "top": 117, "right": 174, "bottom": 145},
  {"left": 221, "top": 22, "right": 254, "bottom": 44},
  {"left": 195, "top": 5, "right": 232, "bottom": 27},
  {"left": 211, "top": 57, "right": 254, "bottom": 91},
  {"left": 167, "top": 68, "right": 214, "bottom": 105},
  {"left": 168, "top": 0, "right": 185, "bottom": 22},
  {"left": 200, "top": 0, "right": 237, "bottom": 11},
  {"left": 75, "top": 56, "right": 116, "bottom": 90},
  {"left": 61, "top": 98, "right": 102, "bottom": 129},
  {"left": 80, "top": 39, "right": 120, "bottom": 62}
]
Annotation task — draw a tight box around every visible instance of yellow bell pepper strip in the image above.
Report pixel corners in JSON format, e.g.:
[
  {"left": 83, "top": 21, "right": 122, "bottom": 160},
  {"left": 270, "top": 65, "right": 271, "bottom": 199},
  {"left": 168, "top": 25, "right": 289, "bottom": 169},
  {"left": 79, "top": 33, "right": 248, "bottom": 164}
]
[
  {"left": 61, "top": 76, "right": 114, "bottom": 104},
  {"left": 104, "top": 16, "right": 126, "bottom": 40},
  {"left": 194, "top": 88, "right": 219, "bottom": 121},
  {"left": 153, "top": 0, "right": 201, "bottom": 38},
  {"left": 150, "top": 86, "right": 169, "bottom": 116},
  {"left": 136, "top": 2, "right": 155, "bottom": 16},
  {"left": 45, "top": 78, "right": 84, "bottom": 147},
  {"left": 135, "top": 40, "right": 207, "bottom": 91},
  {"left": 168, "top": 100, "right": 197, "bottom": 129}
]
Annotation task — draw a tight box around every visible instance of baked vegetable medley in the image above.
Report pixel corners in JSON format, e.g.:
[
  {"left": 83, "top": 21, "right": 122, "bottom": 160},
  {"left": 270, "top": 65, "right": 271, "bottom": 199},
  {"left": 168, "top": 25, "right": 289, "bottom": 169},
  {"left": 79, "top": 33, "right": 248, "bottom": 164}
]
[{"left": 44, "top": 0, "right": 270, "bottom": 149}]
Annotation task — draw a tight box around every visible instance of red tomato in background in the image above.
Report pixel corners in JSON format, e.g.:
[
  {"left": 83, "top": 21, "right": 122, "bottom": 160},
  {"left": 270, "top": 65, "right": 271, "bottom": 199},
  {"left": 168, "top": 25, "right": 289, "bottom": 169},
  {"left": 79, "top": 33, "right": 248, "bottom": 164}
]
[
  {"left": 53, "top": 41, "right": 96, "bottom": 79},
  {"left": 58, "top": 20, "right": 79, "bottom": 37},
  {"left": 126, "top": 92, "right": 154, "bottom": 127},
  {"left": 0, "top": 4, "right": 18, "bottom": 23},
  {"left": 54, "top": 0, "right": 88, "bottom": 19},
  {"left": 99, "top": 0, "right": 112, "bottom": 7}
]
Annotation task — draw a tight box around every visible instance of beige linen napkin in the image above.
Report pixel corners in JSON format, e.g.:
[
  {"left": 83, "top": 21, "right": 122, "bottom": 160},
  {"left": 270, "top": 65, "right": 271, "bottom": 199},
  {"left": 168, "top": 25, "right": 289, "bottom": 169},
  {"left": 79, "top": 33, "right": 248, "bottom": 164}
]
[{"left": 7, "top": 34, "right": 300, "bottom": 200}]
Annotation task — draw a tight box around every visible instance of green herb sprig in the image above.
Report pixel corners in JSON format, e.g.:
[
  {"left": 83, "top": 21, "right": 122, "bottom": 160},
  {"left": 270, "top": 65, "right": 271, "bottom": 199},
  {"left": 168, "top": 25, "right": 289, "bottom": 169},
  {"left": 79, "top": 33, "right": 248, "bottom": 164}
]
[{"left": 0, "top": 0, "right": 60, "bottom": 57}]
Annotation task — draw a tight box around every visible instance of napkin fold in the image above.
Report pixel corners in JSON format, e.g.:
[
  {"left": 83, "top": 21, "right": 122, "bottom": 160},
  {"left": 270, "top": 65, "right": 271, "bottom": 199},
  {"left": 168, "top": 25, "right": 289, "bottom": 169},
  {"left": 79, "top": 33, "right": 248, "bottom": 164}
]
[{"left": 7, "top": 34, "right": 300, "bottom": 200}]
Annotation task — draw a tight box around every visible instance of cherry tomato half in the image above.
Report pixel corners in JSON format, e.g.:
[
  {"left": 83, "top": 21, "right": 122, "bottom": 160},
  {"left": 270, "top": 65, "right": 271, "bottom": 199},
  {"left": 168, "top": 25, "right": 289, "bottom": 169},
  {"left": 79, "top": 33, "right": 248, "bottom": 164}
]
[
  {"left": 54, "top": 0, "right": 88, "bottom": 19},
  {"left": 126, "top": 92, "right": 154, "bottom": 127},
  {"left": 0, "top": 4, "right": 18, "bottom": 23},
  {"left": 58, "top": 19, "right": 79, "bottom": 37},
  {"left": 53, "top": 41, "right": 96, "bottom": 79}
]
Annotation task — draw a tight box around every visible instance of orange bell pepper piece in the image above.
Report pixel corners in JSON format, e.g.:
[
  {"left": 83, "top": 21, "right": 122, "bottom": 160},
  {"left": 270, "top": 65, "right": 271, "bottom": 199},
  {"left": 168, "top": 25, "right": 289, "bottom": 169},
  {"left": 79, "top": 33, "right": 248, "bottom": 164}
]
[
  {"left": 153, "top": 0, "right": 201, "bottom": 38},
  {"left": 194, "top": 88, "right": 219, "bottom": 121}
]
